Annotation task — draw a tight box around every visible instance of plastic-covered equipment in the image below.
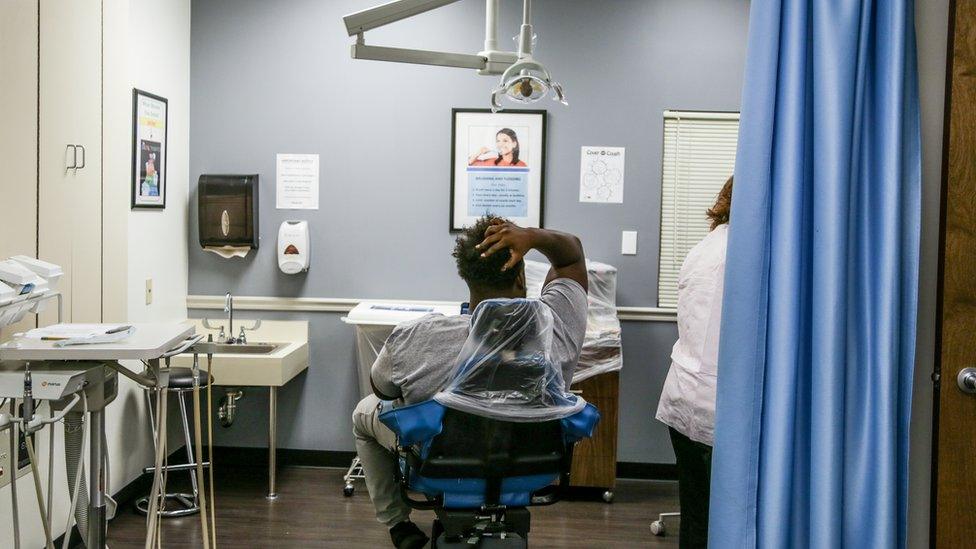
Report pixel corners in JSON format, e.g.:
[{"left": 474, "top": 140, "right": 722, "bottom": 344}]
[
  {"left": 524, "top": 259, "right": 622, "bottom": 383},
  {"left": 434, "top": 298, "right": 586, "bottom": 422}
]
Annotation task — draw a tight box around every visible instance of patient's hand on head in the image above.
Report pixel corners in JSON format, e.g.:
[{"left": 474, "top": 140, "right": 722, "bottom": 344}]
[
  {"left": 476, "top": 218, "right": 535, "bottom": 271},
  {"left": 475, "top": 218, "right": 588, "bottom": 292}
]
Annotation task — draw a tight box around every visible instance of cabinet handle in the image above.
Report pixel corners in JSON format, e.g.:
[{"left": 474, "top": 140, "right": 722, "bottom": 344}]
[
  {"left": 66, "top": 145, "right": 77, "bottom": 170},
  {"left": 77, "top": 145, "right": 86, "bottom": 169}
]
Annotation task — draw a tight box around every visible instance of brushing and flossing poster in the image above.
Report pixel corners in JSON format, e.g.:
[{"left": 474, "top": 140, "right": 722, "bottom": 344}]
[{"left": 450, "top": 109, "right": 547, "bottom": 231}]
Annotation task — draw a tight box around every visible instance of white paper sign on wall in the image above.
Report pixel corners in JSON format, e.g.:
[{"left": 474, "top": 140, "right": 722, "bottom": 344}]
[
  {"left": 276, "top": 153, "right": 319, "bottom": 210},
  {"left": 579, "top": 146, "right": 625, "bottom": 204}
]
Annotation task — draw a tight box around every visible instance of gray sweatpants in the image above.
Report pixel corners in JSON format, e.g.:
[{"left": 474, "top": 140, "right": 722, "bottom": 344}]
[{"left": 352, "top": 394, "right": 411, "bottom": 527}]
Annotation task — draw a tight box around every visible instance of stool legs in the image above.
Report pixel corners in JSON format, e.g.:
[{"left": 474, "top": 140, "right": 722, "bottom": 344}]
[
  {"left": 137, "top": 388, "right": 207, "bottom": 517},
  {"left": 178, "top": 391, "right": 200, "bottom": 502},
  {"left": 146, "top": 389, "right": 158, "bottom": 453}
]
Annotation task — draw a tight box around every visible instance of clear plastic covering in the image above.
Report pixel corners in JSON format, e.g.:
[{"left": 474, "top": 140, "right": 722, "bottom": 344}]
[
  {"left": 345, "top": 302, "right": 462, "bottom": 398},
  {"left": 352, "top": 324, "right": 394, "bottom": 398},
  {"left": 434, "top": 298, "right": 586, "bottom": 422},
  {"left": 524, "top": 259, "right": 623, "bottom": 383}
]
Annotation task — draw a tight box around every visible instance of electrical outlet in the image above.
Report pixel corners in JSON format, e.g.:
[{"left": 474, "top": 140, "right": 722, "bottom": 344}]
[{"left": 145, "top": 278, "right": 153, "bottom": 305}]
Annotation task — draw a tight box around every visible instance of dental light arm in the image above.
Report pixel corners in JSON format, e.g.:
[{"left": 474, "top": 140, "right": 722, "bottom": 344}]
[
  {"left": 344, "top": 0, "right": 491, "bottom": 70},
  {"left": 343, "top": 0, "right": 461, "bottom": 35},
  {"left": 343, "top": 0, "right": 566, "bottom": 110}
]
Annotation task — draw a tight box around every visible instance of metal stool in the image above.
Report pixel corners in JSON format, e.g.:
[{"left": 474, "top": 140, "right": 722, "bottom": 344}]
[{"left": 136, "top": 367, "right": 214, "bottom": 517}]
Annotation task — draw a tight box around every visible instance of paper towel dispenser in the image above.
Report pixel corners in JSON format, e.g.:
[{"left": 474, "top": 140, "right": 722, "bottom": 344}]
[{"left": 198, "top": 174, "right": 260, "bottom": 249}]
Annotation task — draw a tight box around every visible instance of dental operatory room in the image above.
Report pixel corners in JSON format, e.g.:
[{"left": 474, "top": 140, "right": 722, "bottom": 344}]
[{"left": 1, "top": 0, "right": 975, "bottom": 548}]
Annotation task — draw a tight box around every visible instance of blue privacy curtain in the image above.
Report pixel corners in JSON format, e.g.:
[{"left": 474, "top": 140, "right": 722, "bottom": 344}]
[{"left": 709, "top": 0, "right": 921, "bottom": 547}]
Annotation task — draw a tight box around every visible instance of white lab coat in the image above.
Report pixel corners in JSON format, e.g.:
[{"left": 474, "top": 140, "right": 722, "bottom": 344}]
[{"left": 655, "top": 223, "right": 728, "bottom": 446}]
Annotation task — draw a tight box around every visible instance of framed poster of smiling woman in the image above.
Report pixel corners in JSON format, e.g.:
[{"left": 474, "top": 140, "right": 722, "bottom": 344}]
[
  {"left": 131, "top": 89, "right": 168, "bottom": 209},
  {"left": 450, "top": 108, "right": 547, "bottom": 232}
]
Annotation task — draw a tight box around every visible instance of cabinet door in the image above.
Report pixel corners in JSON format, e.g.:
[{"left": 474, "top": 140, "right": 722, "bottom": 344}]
[
  {"left": 569, "top": 371, "right": 619, "bottom": 489},
  {"left": 0, "top": 0, "right": 39, "bottom": 337},
  {"left": 38, "top": 0, "right": 102, "bottom": 324}
]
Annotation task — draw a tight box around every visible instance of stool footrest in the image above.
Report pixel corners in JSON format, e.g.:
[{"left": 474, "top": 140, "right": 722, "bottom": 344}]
[
  {"left": 135, "top": 493, "right": 200, "bottom": 518},
  {"left": 142, "top": 461, "right": 211, "bottom": 475}
]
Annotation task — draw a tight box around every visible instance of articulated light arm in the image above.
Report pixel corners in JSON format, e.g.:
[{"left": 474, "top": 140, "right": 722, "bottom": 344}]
[
  {"left": 343, "top": 0, "right": 514, "bottom": 73},
  {"left": 343, "top": 0, "right": 565, "bottom": 110},
  {"left": 350, "top": 35, "right": 488, "bottom": 70},
  {"left": 343, "top": 0, "right": 462, "bottom": 35}
]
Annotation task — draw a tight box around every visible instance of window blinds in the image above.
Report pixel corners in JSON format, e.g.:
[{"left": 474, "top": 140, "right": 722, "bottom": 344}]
[{"left": 657, "top": 111, "right": 739, "bottom": 309}]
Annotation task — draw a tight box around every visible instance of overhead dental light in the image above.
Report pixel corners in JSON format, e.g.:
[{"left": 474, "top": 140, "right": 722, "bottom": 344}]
[
  {"left": 343, "top": 0, "right": 566, "bottom": 112},
  {"left": 489, "top": 1, "right": 566, "bottom": 111}
]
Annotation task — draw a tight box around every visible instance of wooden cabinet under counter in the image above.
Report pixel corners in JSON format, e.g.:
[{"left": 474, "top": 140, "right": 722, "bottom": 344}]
[{"left": 568, "top": 370, "right": 618, "bottom": 501}]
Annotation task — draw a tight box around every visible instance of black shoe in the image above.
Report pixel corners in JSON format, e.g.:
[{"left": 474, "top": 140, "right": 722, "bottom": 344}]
[{"left": 390, "top": 520, "right": 429, "bottom": 549}]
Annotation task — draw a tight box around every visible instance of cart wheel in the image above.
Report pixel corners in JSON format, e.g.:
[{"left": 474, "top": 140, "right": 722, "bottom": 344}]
[
  {"left": 650, "top": 520, "right": 666, "bottom": 536},
  {"left": 602, "top": 490, "right": 614, "bottom": 503},
  {"left": 343, "top": 484, "right": 355, "bottom": 497}
]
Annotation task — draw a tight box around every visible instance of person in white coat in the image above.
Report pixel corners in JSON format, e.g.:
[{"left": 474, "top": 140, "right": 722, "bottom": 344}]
[{"left": 655, "top": 175, "right": 732, "bottom": 549}]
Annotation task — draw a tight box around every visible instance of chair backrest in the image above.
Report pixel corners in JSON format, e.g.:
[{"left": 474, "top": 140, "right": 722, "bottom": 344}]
[
  {"left": 418, "top": 408, "right": 565, "bottom": 480},
  {"left": 380, "top": 400, "right": 601, "bottom": 509}
]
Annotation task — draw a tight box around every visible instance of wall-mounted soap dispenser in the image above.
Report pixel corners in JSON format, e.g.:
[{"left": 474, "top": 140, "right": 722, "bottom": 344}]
[
  {"left": 277, "top": 221, "right": 310, "bottom": 274},
  {"left": 198, "top": 174, "right": 260, "bottom": 252}
]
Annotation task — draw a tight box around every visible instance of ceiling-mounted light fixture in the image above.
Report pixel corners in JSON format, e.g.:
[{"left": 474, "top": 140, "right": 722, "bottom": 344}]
[
  {"left": 489, "top": 0, "right": 566, "bottom": 111},
  {"left": 342, "top": 0, "right": 567, "bottom": 112}
]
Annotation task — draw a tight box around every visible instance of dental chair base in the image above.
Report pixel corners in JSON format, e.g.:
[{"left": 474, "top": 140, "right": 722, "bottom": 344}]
[{"left": 430, "top": 507, "right": 530, "bottom": 548}]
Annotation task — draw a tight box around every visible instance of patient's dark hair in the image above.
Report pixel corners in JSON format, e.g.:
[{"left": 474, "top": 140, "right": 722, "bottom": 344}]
[{"left": 453, "top": 215, "right": 522, "bottom": 291}]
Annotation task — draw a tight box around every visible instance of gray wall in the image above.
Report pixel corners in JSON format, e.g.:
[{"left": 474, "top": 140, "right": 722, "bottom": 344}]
[{"left": 189, "top": 0, "right": 750, "bottom": 464}]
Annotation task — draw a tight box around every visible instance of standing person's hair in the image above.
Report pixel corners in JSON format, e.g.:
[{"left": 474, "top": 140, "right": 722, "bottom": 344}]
[
  {"left": 495, "top": 128, "right": 520, "bottom": 166},
  {"left": 706, "top": 176, "right": 734, "bottom": 230}
]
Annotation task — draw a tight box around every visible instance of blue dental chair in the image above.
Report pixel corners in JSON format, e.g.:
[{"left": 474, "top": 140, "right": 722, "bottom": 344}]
[{"left": 379, "top": 299, "right": 600, "bottom": 548}]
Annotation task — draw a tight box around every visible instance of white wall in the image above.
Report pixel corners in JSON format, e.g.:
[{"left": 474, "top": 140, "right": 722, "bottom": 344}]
[
  {"left": 101, "top": 1, "right": 192, "bottom": 532},
  {"left": 908, "top": 1, "right": 950, "bottom": 547},
  {"left": 108, "top": 0, "right": 192, "bottom": 507},
  {"left": 125, "top": 0, "right": 191, "bottom": 326}
]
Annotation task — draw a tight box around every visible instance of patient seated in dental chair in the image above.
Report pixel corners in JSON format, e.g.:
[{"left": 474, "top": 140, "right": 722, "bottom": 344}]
[
  {"left": 379, "top": 298, "right": 600, "bottom": 547},
  {"left": 352, "top": 216, "right": 589, "bottom": 549}
]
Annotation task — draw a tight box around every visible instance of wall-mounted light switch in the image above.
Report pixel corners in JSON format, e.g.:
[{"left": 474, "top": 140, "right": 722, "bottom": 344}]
[
  {"left": 621, "top": 231, "right": 638, "bottom": 255},
  {"left": 145, "top": 278, "right": 153, "bottom": 305}
]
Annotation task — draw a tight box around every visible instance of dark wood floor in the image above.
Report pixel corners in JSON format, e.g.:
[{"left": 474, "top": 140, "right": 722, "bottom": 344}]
[{"left": 106, "top": 466, "right": 681, "bottom": 548}]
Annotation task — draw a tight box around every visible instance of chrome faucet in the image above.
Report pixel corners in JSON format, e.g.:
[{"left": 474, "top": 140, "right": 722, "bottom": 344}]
[{"left": 224, "top": 292, "right": 236, "bottom": 344}]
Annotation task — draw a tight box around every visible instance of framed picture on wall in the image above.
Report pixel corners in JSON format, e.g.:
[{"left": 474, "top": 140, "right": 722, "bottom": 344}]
[
  {"left": 131, "top": 89, "right": 168, "bottom": 209},
  {"left": 450, "top": 108, "right": 547, "bottom": 232}
]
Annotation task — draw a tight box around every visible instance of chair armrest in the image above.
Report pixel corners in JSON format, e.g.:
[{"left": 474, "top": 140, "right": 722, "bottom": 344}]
[
  {"left": 391, "top": 443, "right": 441, "bottom": 511},
  {"left": 378, "top": 400, "right": 445, "bottom": 446}
]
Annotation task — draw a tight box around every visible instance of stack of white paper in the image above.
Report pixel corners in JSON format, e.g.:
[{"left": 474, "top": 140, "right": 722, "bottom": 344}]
[{"left": 22, "top": 324, "right": 135, "bottom": 347}]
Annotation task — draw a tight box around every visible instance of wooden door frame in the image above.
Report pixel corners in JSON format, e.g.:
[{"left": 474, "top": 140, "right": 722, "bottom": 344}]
[{"left": 931, "top": 0, "right": 976, "bottom": 546}]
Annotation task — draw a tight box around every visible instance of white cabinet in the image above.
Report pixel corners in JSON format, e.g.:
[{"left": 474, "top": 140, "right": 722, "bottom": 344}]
[
  {"left": 0, "top": 0, "right": 39, "bottom": 259},
  {"left": 38, "top": 0, "right": 103, "bottom": 324},
  {"left": 0, "top": 0, "right": 40, "bottom": 337}
]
